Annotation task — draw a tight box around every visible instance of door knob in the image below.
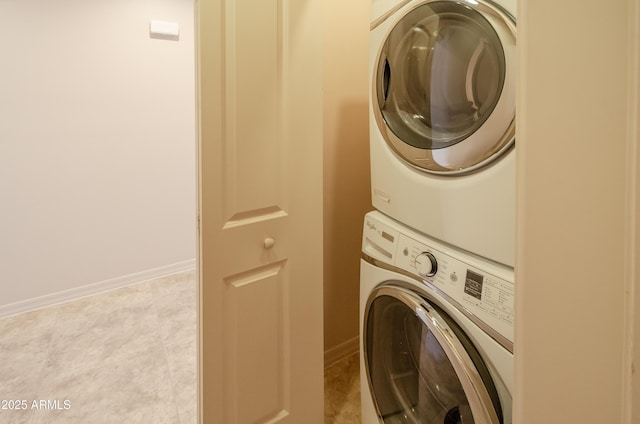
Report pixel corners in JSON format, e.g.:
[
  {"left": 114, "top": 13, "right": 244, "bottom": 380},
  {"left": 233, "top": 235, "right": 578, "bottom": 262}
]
[{"left": 264, "top": 237, "right": 276, "bottom": 249}]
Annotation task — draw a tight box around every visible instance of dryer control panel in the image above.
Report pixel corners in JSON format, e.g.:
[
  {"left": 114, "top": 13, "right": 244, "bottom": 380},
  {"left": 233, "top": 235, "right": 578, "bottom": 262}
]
[{"left": 363, "top": 212, "right": 515, "bottom": 344}]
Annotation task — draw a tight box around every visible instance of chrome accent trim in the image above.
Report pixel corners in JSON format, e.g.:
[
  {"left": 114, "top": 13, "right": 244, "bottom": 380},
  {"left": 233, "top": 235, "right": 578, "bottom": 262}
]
[
  {"left": 483, "top": 0, "right": 516, "bottom": 24},
  {"left": 363, "top": 284, "right": 501, "bottom": 423},
  {"left": 362, "top": 252, "right": 514, "bottom": 353},
  {"left": 370, "top": 0, "right": 413, "bottom": 31}
]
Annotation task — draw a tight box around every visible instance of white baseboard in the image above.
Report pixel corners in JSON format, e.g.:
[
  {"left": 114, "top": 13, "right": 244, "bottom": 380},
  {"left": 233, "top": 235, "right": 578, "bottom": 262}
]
[
  {"left": 324, "top": 335, "right": 360, "bottom": 367},
  {"left": 0, "top": 259, "right": 196, "bottom": 318}
]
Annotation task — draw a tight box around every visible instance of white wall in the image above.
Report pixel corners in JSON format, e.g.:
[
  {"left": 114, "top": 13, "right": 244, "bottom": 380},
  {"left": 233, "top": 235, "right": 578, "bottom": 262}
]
[{"left": 0, "top": 0, "right": 196, "bottom": 314}]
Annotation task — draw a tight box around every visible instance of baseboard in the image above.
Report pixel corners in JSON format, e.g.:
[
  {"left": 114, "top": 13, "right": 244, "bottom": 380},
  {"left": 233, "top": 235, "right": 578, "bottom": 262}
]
[
  {"left": 0, "top": 259, "right": 196, "bottom": 318},
  {"left": 324, "top": 335, "right": 360, "bottom": 367}
]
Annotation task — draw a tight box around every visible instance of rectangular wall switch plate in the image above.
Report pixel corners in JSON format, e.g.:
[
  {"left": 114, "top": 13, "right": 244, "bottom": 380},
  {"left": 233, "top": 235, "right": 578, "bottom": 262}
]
[{"left": 150, "top": 20, "right": 180, "bottom": 41}]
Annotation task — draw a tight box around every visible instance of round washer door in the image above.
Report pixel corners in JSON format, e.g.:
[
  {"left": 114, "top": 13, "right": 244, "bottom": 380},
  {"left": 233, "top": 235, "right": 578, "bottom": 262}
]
[
  {"left": 373, "top": 0, "right": 516, "bottom": 174},
  {"left": 363, "top": 284, "right": 503, "bottom": 423}
]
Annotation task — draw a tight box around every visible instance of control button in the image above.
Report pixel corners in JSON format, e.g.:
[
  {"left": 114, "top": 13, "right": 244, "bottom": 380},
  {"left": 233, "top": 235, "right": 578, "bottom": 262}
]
[
  {"left": 415, "top": 252, "right": 438, "bottom": 277},
  {"left": 403, "top": 247, "right": 409, "bottom": 256},
  {"left": 450, "top": 272, "right": 458, "bottom": 283},
  {"left": 501, "top": 314, "right": 514, "bottom": 325},
  {"left": 476, "top": 302, "right": 489, "bottom": 312}
]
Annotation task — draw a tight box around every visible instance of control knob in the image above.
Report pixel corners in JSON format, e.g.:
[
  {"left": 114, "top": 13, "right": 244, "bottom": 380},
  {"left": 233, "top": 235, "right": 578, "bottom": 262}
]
[{"left": 415, "top": 252, "right": 438, "bottom": 277}]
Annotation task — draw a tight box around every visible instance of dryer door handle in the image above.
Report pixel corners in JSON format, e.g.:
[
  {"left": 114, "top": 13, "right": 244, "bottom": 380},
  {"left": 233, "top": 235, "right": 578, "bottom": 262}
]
[{"left": 382, "top": 58, "right": 391, "bottom": 104}]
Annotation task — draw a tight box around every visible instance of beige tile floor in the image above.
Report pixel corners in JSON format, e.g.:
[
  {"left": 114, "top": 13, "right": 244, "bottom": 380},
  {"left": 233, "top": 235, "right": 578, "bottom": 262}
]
[
  {"left": 1, "top": 269, "right": 362, "bottom": 424},
  {"left": 324, "top": 351, "right": 361, "bottom": 423},
  {"left": 0, "top": 270, "right": 197, "bottom": 424}
]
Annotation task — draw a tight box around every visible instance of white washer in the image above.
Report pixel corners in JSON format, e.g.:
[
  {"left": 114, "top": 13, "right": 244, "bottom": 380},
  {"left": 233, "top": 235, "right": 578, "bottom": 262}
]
[
  {"left": 360, "top": 211, "right": 513, "bottom": 423},
  {"left": 370, "top": 0, "right": 517, "bottom": 267}
]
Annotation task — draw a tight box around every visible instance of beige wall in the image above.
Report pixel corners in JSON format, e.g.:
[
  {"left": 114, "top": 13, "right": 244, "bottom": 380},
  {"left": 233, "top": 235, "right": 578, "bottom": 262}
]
[
  {"left": 323, "top": 0, "right": 372, "bottom": 362},
  {"left": 516, "top": 0, "right": 637, "bottom": 421},
  {"left": 633, "top": 0, "right": 640, "bottom": 417}
]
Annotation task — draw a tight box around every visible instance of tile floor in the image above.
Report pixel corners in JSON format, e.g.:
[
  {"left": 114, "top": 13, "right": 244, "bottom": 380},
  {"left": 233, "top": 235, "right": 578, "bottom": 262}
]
[
  {"left": 1, "top": 269, "right": 362, "bottom": 424},
  {"left": 0, "top": 270, "right": 197, "bottom": 424},
  {"left": 324, "top": 351, "right": 361, "bottom": 423}
]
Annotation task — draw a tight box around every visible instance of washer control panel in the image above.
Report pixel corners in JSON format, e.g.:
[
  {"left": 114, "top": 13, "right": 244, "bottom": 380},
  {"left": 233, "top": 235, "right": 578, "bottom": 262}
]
[{"left": 363, "top": 213, "right": 514, "bottom": 343}]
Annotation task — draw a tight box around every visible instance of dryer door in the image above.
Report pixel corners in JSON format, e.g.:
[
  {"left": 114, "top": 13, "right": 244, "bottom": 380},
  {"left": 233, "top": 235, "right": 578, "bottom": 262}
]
[
  {"left": 373, "top": 0, "right": 516, "bottom": 174},
  {"left": 363, "top": 285, "right": 503, "bottom": 423}
]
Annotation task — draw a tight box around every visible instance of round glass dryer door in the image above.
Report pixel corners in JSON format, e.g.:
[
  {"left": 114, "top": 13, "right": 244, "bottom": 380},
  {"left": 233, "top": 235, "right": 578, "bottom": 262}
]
[
  {"left": 374, "top": 0, "right": 516, "bottom": 174},
  {"left": 364, "top": 285, "right": 503, "bottom": 423}
]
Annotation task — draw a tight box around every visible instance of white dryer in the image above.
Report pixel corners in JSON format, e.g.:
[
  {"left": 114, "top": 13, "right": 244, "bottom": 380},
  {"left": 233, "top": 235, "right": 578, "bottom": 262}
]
[
  {"left": 369, "top": 0, "right": 517, "bottom": 267},
  {"left": 360, "top": 211, "right": 514, "bottom": 423}
]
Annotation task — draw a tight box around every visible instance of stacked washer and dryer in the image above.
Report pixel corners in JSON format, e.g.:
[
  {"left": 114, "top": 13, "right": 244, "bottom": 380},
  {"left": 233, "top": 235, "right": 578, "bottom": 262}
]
[{"left": 360, "top": 0, "right": 516, "bottom": 423}]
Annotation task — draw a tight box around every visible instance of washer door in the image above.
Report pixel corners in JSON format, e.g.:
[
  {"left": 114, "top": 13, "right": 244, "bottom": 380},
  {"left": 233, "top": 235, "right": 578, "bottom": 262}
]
[
  {"left": 364, "top": 285, "right": 503, "bottom": 423},
  {"left": 373, "top": 0, "right": 516, "bottom": 174}
]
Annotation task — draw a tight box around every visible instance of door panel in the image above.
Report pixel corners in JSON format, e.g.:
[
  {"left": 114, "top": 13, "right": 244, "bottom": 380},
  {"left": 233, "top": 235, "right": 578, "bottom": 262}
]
[
  {"left": 223, "top": 0, "right": 286, "bottom": 222},
  {"left": 224, "top": 261, "right": 288, "bottom": 423},
  {"left": 197, "top": 0, "right": 324, "bottom": 423}
]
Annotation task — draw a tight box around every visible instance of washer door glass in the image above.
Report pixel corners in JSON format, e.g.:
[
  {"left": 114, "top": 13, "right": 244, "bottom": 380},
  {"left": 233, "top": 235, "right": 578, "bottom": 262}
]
[
  {"left": 364, "top": 286, "right": 503, "bottom": 423},
  {"left": 375, "top": 0, "right": 515, "bottom": 173}
]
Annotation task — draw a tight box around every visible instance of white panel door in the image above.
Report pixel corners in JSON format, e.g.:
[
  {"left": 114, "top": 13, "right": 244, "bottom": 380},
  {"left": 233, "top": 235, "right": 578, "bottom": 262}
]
[{"left": 196, "top": 0, "right": 324, "bottom": 423}]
